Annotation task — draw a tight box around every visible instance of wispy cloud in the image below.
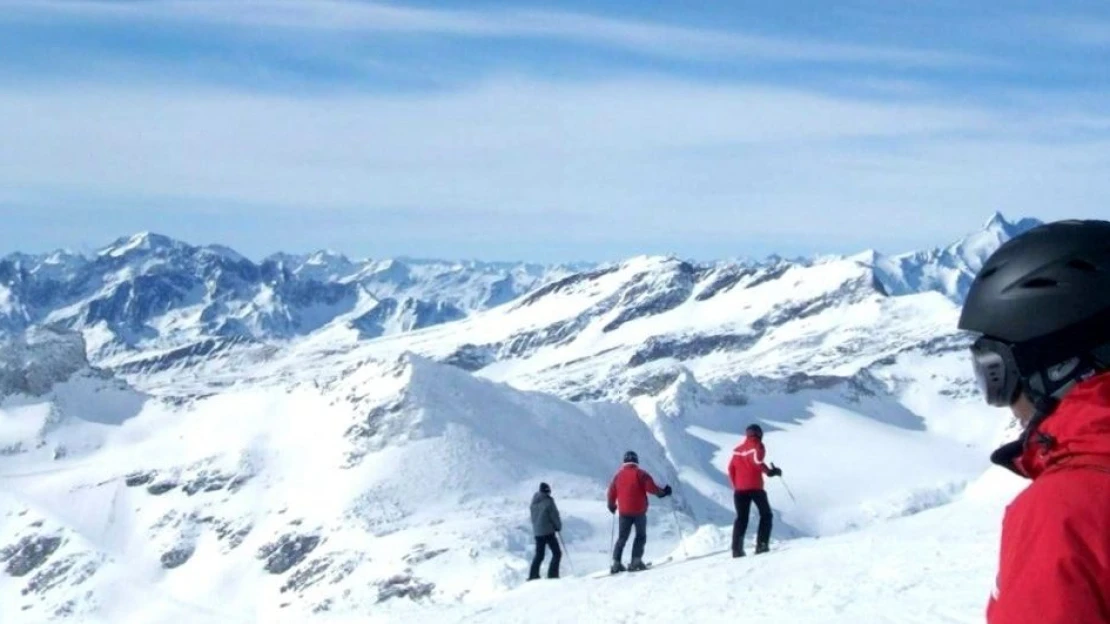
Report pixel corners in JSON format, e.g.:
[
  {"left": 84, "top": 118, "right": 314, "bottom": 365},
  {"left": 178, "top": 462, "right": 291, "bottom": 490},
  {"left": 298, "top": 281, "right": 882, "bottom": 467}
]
[
  {"left": 1, "top": 1, "right": 1108, "bottom": 261},
  {"left": 2, "top": 75, "right": 1107, "bottom": 260},
  {"left": 12, "top": 0, "right": 988, "bottom": 68},
  {"left": 0, "top": 79, "right": 997, "bottom": 208}
]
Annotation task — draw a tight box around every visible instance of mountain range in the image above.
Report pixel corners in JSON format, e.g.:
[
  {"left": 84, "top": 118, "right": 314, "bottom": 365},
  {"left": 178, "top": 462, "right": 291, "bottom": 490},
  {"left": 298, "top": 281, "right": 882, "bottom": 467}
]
[{"left": 0, "top": 212, "right": 1039, "bottom": 622}]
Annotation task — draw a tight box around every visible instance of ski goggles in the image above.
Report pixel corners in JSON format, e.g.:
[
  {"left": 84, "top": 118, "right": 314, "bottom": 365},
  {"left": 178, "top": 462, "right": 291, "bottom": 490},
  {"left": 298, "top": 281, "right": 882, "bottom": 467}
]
[{"left": 969, "top": 336, "right": 1022, "bottom": 407}]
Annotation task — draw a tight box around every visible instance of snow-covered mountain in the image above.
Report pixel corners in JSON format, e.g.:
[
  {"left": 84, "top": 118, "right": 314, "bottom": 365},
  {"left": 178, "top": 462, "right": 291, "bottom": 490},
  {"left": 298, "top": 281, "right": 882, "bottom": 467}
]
[
  {"left": 0, "top": 233, "right": 583, "bottom": 365},
  {"left": 871, "top": 211, "right": 1042, "bottom": 301},
  {"left": 0, "top": 213, "right": 1041, "bottom": 622},
  {"left": 1, "top": 213, "right": 1035, "bottom": 379}
]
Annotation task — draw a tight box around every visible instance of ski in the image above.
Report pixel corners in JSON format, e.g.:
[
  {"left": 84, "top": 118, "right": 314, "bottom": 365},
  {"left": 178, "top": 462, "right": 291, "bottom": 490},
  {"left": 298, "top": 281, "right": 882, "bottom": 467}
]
[
  {"left": 586, "top": 544, "right": 789, "bottom": 579},
  {"left": 589, "top": 559, "right": 665, "bottom": 579}
]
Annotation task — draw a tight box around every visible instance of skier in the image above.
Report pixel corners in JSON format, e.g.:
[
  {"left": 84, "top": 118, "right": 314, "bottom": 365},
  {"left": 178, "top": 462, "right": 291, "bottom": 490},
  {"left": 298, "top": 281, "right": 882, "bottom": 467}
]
[
  {"left": 728, "top": 424, "right": 782, "bottom": 556},
  {"left": 958, "top": 219, "right": 1110, "bottom": 623},
  {"left": 606, "top": 450, "right": 672, "bottom": 573},
  {"left": 528, "top": 482, "right": 562, "bottom": 580}
]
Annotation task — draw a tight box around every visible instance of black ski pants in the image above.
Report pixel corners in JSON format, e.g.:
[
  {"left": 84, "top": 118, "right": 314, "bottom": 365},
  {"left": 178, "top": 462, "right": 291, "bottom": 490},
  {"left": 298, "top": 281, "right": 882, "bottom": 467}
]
[
  {"left": 528, "top": 533, "right": 561, "bottom": 579},
  {"left": 732, "top": 489, "right": 772, "bottom": 553},
  {"left": 613, "top": 514, "right": 647, "bottom": 562}
]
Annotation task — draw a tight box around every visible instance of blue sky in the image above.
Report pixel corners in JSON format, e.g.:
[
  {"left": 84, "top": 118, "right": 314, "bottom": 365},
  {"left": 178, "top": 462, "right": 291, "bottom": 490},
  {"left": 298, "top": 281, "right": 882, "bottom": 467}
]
[{"left": 2, "top": 0, "right": 1110, "bottom": 262}]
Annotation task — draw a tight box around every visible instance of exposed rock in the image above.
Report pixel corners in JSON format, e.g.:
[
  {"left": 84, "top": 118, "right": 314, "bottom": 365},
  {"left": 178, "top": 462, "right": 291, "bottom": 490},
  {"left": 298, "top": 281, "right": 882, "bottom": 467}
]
[
  {"left": 627, "top": 371, "right": 682, "bottom": 398},
  {"left": 22, "top": 555, "right": 99, "bottom": 596},
  {"left": 403, "top": 546, "right": 449, "bottom": 566},
  {"left": 124, "top": 471, "right": 156, "bottom": 487},
  {"left": 111, "top": 337, "right": 258, "bottom": 376},
  {"left": 441, "top": 344, "right": 497, "bottom": 372},
  {"left": 514, "top": 266, "right": 619, "bottom": 308},
  {"left": 1, "top": 535, "right": 63, "bottom": 577},
  {"left": 628, "top": 334, "right": 758, "bottom": 368},
  {"left": 694, "top": 266, "right": 757, "bottom": 301},
  {"left": 602, "top": 262, "right": 695, "bottom": 332},
  {"left": 783, "top": 373, "right": 844, "bottom": 394},
  {"left": 344, "top": 399, "right": 407, "bottom": 466},
  {"left": 147, "top": 481, "right": 179, "bottom": 495},
  {"left": 0, "top": 327, "right": 89, "bottom": 397},
  {"left": 182, "top": 470, "right": 236, "bottom": 496},
  {"left": 160, "top": 545, "right": 195, "bottom": 570},
  {"left": 200, "top": 516, "right": 253, "bottom": 551},
  {"left": 0, "top": 442, "right": 25, "bottom": 456},
  {"left": 376, "top": 573, "right": 435, "bottom": 603},
  {"left": 258, "top": 534, "right": 322, "bottom": 575},
  {"left": 746, "top": 263, "right": 793, "bottom": 289},
  {"left": 280, "top": 557, "right": 331, "bottom": 593}
]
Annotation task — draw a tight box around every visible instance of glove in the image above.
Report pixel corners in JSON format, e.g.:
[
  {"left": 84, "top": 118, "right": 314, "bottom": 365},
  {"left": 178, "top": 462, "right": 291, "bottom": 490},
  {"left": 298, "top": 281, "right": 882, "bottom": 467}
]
[
  {"left": 608, "top": 503, "right": 617, "bottom": 514},
  {"left": 768, "top": 464, "right": 783, "bottom": 478},
  {"left": 658, "top": 485, "right": 673, "bottom": 498}
]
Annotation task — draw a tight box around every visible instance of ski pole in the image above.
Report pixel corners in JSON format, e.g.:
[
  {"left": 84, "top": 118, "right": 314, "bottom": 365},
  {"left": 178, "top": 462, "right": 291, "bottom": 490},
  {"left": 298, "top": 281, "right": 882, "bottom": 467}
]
[
  {"left": 668, "top": 478, "right": 690, "bottom": 559},
  {"left": 779, "top": 476, "right": 798, "bottom": 504},
  {"left": 670, "top": 501, "right": 689, "bottom": 559},
  {"left": 556, "top": 532, "right": 574, "bottom": 576},
  {"left": 609, "top": 512, "right": 616, "bottom": 557}
]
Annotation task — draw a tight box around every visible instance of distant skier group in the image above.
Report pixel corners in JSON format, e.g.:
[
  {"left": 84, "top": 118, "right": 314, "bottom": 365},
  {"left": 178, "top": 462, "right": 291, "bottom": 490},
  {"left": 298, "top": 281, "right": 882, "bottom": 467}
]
[{"left": 528, "top": 423, "right": 785, "bottom": 579}]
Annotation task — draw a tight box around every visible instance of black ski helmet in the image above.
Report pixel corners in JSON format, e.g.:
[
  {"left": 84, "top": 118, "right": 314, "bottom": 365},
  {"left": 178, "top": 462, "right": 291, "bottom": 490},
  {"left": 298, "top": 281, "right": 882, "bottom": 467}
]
[
  {"left": 539, "top": 482, "right": 551, "bottom": 494},
  {"left": 746, "top": 424, "right": 763, "bottom": 439},
  {"left": 959, "top": 219, "right": 1110, "bottom": 409},
  {"left": 623, "top": 450, "right": 639, "bottom": 464}
]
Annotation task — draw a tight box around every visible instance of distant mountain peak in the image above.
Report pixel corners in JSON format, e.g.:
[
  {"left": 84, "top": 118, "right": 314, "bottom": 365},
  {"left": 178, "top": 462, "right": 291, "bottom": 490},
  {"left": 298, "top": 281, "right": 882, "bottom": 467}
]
[
  {"left": 306, "top": 249, "right": 352, "bottom": 264},
  {"left": 979, "top": 211, "right": 1042, "bottom": 239},
  {"left": 983, "top": 210, "right": 1008, "bottom": 229},
  {"left": 868, "top": 212, "right": 1043, "bottom": 302},
  {"left": 98, "top": 231, "right": 186, "bottom": 258}
]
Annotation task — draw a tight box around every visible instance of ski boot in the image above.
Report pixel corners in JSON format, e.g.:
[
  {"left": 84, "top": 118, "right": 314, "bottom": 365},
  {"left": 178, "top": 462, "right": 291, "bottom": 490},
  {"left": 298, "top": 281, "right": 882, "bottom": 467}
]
[
  {"left": 755, "top": 541, "right": 770, "bottom": 555},
  {"left": 732, "top": 549, "right": 746, "bottom": 558},
  {"left": 610, "top": 560, "right": 626, "bottom": 574},
  {"left": 628, "top": 559, "right": 648, "bottom": 572}
]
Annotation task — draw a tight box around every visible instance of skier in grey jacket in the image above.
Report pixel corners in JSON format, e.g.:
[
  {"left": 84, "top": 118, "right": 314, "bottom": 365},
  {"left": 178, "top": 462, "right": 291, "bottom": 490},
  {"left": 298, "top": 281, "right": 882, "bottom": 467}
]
[{"left": 528, "top": 482, "right": 562, "bottom": 580}]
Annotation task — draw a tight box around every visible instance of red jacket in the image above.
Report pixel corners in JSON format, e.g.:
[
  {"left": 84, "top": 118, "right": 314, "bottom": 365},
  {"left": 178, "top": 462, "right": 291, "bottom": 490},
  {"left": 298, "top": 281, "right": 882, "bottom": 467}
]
[
  {"left": 988, "top": 373, "right": 1110, "bottom": 624},
  {"left": 607, "top": 463, "right": 661, "bottom": 516},
  {"left": 728, "top": 435, "right": 771, "bottom": 491}
]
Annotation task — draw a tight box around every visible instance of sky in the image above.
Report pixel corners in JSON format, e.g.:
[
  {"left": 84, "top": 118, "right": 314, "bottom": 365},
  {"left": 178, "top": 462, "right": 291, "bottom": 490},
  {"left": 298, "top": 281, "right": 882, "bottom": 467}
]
[{"left": 2, "top": 0, "right": 1109, "bottom": 263}]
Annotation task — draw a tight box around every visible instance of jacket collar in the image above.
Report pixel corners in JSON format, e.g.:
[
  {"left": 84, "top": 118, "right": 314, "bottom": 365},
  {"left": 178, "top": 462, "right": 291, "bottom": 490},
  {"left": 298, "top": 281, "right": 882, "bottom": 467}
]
[{"left": 992, "top": 372, "right": 1110, "bottom": 479}]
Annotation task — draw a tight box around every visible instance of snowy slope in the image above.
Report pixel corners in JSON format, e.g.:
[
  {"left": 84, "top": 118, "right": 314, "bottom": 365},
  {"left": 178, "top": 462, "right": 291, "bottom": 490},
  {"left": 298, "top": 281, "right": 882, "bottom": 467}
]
[
  {"left": 1, "top": 344, "right": 685, "bottom": 621},
  {"left": 0, "top": 213, "right": 1040, "bottom": 622},
  {"left": 383, "top": 468, "right": 1028, "bottom": 624},
  {"left": 0, "top": 327, "right": 1007, "bottom": 622}
]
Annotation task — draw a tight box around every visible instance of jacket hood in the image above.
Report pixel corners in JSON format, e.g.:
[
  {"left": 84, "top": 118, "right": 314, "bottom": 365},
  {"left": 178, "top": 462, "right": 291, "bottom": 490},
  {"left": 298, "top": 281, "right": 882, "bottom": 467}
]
[
  {"left": 734, "top": 437, "right": 761, "bottom": 451},
  {"left": 997, "top": 372, "right": 1110, "bottom": 479}
]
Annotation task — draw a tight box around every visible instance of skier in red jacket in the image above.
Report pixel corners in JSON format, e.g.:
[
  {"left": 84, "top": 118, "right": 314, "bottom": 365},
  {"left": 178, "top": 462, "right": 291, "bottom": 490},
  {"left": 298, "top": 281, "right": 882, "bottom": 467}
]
[
  {"left": 959, "top": 219, "right": 1110, "bottom": 624},
  {"left": 728, "top": 424, "right": 782, "bottom": 556},
  {"left": 606, "top": 450, "right": 672, "bottom": 573}
]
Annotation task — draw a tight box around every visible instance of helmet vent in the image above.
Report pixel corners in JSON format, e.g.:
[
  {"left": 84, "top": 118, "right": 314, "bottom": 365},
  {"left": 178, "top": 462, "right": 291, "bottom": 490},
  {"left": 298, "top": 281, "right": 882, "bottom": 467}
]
[
  {"left": 979, "top": 266, "right": 999, "bottom": 279},
  {"left": 1067, "top": 259, "right": 1098, "bottom": 273},
  {"left": 1022, "top": 277, "right": 1058, "bottom": 289}
]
